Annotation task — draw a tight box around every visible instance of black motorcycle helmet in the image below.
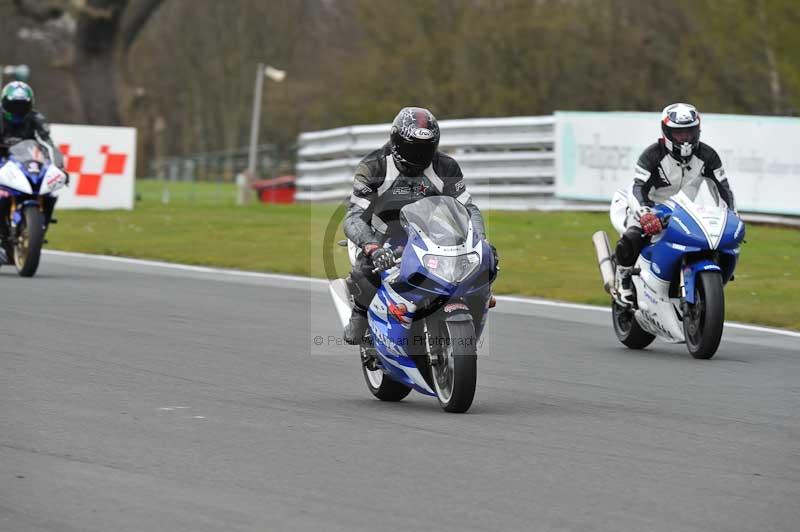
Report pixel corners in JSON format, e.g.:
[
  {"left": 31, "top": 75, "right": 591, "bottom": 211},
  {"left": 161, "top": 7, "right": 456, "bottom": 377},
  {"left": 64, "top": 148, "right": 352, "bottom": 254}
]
[
  {"left": 1, "top": 81, "right": 34, "bottom": 126},
  {"left": 390, "top": 107, "right": 440, "bottom": 174}
]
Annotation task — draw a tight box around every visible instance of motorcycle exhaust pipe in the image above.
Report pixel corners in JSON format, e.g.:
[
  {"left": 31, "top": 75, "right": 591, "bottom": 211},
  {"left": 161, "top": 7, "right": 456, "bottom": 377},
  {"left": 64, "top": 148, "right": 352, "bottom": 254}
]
[{"left": 592, "top": 231, "right": 615, "bottom": 294}]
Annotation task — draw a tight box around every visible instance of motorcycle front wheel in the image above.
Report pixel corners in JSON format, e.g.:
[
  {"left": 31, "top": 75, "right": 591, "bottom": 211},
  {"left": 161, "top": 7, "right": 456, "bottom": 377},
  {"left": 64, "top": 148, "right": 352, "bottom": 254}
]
[
  {"left": 683, "top": 271, "right": 725, "bottom": 359},
  {"left": 13, "top": 205, "right": 44, "bottom": 278},
  {"left": 431, "top": 319, "right": 477, "bottom": 413}
]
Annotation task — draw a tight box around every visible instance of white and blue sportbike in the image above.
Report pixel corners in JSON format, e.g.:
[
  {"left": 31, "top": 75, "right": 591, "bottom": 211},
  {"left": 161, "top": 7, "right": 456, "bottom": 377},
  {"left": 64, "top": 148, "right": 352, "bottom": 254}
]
[
  {"left": 330, "top": 196, "right": 497, "bottom": 413},
  {"left": 0, "top": 139, "right": 67, "bottom": 277},
  {"left": 593, "top": 180, "right": 745, "bottom": 359}
]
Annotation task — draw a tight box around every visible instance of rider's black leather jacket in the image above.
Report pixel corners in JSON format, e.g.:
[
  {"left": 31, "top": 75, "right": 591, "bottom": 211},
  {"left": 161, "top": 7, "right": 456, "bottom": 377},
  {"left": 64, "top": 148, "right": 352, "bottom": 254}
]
[
  {"left": 0, "top": 109, "right": 63, "bottom": 167},
  {"left": 630, "top": 140, "right": 736, "bottom": 212},
  {"left": 343, "top": 142, "right": 486, "bottom": 247}
]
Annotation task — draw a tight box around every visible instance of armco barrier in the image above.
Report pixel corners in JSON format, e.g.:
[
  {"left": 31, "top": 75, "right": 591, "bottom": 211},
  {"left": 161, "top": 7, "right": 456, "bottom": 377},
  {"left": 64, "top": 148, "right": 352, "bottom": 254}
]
[
  {"left": 296, "top": 112, "right": 800, "bottom": 217},
  {"left": 296, "top": 116, "right": 555, "bottom": 208}
]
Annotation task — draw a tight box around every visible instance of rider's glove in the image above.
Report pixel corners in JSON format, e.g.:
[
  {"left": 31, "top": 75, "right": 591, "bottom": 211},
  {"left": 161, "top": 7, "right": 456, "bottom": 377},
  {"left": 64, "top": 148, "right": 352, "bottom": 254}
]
[
  {"left": 639, "top": 211, "right": 663, "bottom": 236},
  {"left": 367, "top": 245, "right": 396, "bottom": 272}
]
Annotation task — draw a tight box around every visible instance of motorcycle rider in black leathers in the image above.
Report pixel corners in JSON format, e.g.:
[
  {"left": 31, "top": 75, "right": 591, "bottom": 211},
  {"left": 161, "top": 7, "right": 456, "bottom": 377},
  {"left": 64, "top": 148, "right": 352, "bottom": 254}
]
[
  {"left": 0, "top": 81, "right": 65, "bottom": 262},
  {"left": 0, "top": 82, "right": 62, "bottom": 167},
  {"left": 614, "top": 102, "right": 736, "bottom": 305},
  {"left": 342, "top": 107, "right": 495, "bottom": 344}
]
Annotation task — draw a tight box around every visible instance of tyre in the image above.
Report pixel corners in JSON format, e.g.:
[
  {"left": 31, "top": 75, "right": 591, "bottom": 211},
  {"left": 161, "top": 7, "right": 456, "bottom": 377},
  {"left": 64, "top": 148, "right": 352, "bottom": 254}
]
[
  {"left": 0, "top": 238, "right": 11, "bottom": 267},
  {"left": 612, "top": 301, "right": 655, "bottom": 350},
  {"left": 14, "top": 205, "right": 44, "bottom": 278},
  {"left": 431, "top": 319, "right": 477, "bottom": 413},
  {"left": 361, "top": 343, "right": 412, "bottom": 402},
  {"left": 683, "top": 271, "right": 724, "bottom": 359},
  {"left": 1, "top": 218, "right": 15, "bottom": 267}
]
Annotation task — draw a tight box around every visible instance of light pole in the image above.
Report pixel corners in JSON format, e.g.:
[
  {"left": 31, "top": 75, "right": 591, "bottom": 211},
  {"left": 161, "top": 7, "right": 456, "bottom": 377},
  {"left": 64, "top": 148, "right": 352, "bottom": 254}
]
[{"left": 240, "top": 63, "right": 286, "bottom": 205}]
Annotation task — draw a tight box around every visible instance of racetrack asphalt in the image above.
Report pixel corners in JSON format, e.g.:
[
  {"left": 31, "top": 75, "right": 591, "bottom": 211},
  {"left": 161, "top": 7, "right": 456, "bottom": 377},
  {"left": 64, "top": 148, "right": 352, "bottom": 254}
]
[{"left": 1, "top": 252, "right": 798, "bottom": 532}]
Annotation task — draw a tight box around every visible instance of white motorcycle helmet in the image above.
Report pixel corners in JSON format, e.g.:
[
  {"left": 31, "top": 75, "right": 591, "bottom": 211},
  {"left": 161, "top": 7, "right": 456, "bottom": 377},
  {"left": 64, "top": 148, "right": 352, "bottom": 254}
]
[{"left": 661, "top": 103, "right": 700, "bottom": 162}]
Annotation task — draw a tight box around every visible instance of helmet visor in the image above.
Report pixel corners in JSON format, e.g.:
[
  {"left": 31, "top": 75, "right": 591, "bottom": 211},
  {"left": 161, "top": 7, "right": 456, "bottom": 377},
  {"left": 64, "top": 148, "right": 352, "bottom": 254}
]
[
  {"left": 396, "top": 140, "right": 437, "bottom": 169},
  {"left": 670, "top": 125, "right": 699, "bottom": 145},
  {"left": 3, "top": 99, "right": 31, "bottom": 117}
]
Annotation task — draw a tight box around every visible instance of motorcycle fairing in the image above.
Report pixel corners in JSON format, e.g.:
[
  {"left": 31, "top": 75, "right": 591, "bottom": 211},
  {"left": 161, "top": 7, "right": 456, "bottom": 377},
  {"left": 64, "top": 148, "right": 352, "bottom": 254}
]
[
  {"left": 642, "top": 189, "right": 743, "bottom": 287},
  {"left": 0, "top": 140, "right": 67, "bottom": 196},
  {"left": 0, "top": 161, "right": 33, "bottom": 194},
  {"left": 631, "top": 255, "right": 685, "bottom": 342},
  {"left": 682, "top": 259, "right": 721, "bottom": 305},
  {"left": 397, "top": 222, "right": 495, "bottom": 298},
  {"left": 38, "top": 165, "right": 67, "bottom": 195},
  {"left": 368, "top": 287, "right": 435, "bottom": 395}
]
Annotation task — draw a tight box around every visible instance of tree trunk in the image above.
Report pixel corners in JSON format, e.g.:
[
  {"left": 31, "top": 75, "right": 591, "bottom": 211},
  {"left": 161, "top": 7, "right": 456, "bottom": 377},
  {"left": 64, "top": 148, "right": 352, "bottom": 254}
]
[
  {"left": 13, "top": 0, "right": 165, "bottom": 125},
  {"left": 72, "top": 48, "right": 120, "bottom": 124}
]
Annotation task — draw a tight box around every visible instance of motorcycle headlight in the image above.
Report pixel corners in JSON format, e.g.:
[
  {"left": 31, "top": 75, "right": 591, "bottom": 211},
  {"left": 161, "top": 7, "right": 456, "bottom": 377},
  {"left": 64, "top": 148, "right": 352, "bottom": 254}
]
[{"left": 422, "top": 252, "right": 480, "bottom": 283}]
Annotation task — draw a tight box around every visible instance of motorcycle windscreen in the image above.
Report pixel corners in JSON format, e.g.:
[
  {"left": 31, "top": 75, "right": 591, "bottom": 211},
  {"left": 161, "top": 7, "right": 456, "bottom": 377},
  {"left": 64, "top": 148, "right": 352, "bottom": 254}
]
[
  {"left": 399, "top": 196, "right": 470, "bottom": 246},
  {"left": 682, "top": 177, "right": 726, "bottom": 210},
  {"left": 8, "top": 140, "right": 50, "bottom": 171}
]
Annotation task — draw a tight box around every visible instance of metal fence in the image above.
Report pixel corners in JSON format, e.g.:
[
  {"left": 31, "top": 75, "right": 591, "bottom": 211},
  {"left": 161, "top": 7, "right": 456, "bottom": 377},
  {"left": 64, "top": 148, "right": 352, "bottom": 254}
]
[
  {"left": 150, "top": 144, "right": 289, "bottom": 183},
  {"left": 296, "top": 116, "right": 558, "bottom": 209}
]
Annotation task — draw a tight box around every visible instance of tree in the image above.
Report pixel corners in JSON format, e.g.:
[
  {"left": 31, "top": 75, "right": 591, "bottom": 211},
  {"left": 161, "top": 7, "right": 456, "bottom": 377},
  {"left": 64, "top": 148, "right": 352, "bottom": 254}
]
[{"left": 13, "top": 0, "right": 165, "bottom": 125}]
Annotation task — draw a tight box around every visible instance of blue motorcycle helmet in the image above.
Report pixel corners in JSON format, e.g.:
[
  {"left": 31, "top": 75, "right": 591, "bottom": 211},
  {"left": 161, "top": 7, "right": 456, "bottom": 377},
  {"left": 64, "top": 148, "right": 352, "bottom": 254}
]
[{"left": 2, "top": 81, "right": 34, "bottom": 126}]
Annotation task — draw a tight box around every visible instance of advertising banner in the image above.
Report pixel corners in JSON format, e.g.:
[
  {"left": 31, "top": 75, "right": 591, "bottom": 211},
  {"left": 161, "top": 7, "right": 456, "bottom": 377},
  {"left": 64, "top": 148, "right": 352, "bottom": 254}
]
[
  {"left": 554, "top": 111, "right": 800, "bottom": 215},
  {"left": 50, "top": 124, "right": 136, "bottom": 210}
]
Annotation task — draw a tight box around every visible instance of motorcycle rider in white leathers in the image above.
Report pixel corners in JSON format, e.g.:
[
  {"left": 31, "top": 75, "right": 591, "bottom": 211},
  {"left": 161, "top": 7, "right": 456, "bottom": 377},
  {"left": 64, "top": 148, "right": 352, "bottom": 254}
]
[{"left": 614, "top": 103, "right": 737, "bottom": 305}]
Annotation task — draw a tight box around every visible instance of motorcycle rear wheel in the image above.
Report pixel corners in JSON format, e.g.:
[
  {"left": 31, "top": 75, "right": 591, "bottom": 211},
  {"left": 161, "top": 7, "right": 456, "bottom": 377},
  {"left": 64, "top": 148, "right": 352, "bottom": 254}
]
[
  {"left": 361, "top": 342, "right": 412, "bottom": 402},
  {"left": 612, "top": 301, "right": 655, "bottom": 350}
]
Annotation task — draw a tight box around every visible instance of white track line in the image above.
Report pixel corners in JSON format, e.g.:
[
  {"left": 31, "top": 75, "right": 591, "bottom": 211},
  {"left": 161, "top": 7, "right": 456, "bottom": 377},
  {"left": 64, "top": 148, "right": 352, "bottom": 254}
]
[
  {"left": 495, "top": 295, "right": 800, "bottom": 339},
  {"left": 496, "top": 295, "right": 612, "bottom": 313},
  {"left": 44, "top": 250, "right": 329, "bottom": 286},
  {"left": 44, "top": 250, "right": 800, "bottom": 340}
]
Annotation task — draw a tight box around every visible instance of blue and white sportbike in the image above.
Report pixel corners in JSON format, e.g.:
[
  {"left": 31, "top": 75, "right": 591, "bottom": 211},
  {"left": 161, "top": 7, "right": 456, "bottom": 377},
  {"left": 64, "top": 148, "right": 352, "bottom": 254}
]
[
  {"left": 330, "top": 196, "right": 497, "bottom": 413},
  {"left": 593, "top": 179, "right": 745, "bottom": 359},
  {"left": 0, "top": 139, "right": 68, "bottom": 277}
]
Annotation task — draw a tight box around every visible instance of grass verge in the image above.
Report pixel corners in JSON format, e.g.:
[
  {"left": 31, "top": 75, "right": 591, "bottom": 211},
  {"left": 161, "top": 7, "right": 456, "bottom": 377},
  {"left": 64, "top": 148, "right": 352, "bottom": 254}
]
[{"left": 46, "top": 180, "right": 800, "bottom": 330}]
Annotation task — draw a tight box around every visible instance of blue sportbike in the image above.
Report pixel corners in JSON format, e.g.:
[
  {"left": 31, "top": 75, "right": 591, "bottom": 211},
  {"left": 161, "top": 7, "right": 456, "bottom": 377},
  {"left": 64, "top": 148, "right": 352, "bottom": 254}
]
[
  {"left": 330, "top": 196, "right": 497, "bottom": 412},
  {"left": 594, "top": 180, "right": 745, "bottom": 359}
]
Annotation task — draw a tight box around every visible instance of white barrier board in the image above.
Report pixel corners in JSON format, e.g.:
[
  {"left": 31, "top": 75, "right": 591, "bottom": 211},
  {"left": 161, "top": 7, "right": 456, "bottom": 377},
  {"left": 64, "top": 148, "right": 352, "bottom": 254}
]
[
  {"left": 554, "top": 111, "right": 800, "bottom": 215},
  {"left": 49, "top": 124, "right": 137, "bottom": 210}
]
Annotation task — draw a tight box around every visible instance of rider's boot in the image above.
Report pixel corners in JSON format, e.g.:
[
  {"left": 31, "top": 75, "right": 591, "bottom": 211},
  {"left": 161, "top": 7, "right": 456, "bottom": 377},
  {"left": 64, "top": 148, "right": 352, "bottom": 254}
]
[
  {"left": 343, "top": 305, "right": 369, "bottom": 345},
  {"left": 614, "top": 265, "right": 635, "bottom": 307}
]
